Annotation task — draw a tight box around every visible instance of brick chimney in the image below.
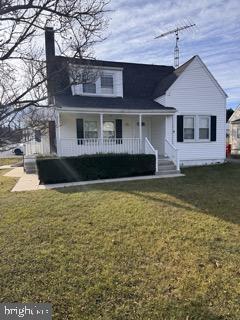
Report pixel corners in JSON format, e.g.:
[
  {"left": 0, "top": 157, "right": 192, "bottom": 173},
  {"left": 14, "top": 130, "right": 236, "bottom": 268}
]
[
  {"left": 45, "top": 27, "right": 55, "bottom": 105},
  {"left": 45, "top": 27, "right": 55, "bottom": 61},
  {"left": 45, "top": 27, "right": 57, "bottom": 153}
]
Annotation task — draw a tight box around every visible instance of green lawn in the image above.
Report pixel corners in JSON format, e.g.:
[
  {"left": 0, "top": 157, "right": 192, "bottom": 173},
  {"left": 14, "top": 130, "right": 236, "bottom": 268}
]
[
  {"left": 0, "top": 157, "right": 21, "bottom": 166},
  {"left": 0, "top": 164, "right": 240, "bottom": 320}
]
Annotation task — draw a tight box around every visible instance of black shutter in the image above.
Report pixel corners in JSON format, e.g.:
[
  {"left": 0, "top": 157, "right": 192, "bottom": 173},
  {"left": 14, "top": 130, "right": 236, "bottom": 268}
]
[
  {"left": 116, "top": 119, "right": 122, "bottom": 138},
  {"left": 35, "top": 130, "right": 41, "bottom": 142},
  {"left": 116, "top": 119, "right": 122, "bottom": 144},
  {"left": 76, "top": 119, "right": 84, "bottom": 145},
  {"left": 210, "top": 116, "right": 217, "bottom": 141},
  {"left": 177, "top": 115, "right": 184, "bottom": 142}
]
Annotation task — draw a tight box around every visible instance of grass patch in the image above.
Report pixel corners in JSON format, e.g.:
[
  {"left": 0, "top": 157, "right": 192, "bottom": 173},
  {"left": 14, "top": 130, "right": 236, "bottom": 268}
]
[
  {"left": 0, "top": 163, "right": 240, "bottom": 319},
  {"left": 0, "top": 157, "right": 21, "bottom": 166}
]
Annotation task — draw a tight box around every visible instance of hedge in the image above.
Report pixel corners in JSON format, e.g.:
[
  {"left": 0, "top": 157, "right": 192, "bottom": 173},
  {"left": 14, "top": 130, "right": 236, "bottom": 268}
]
[{"left": 36, "top": 154, "right": 156, "bottom": 184}]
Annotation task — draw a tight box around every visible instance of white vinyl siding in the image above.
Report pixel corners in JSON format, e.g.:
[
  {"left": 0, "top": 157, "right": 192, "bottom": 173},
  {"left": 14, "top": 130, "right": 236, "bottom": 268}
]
[
  {"left": 229, "top": 106, "right": 240, "bottom": 154},
  {"left": 150, "top": 116, "right": 166, "bottom": 155},
  {"left": 155, "top": 95, "right": 166, "bottom": 106},
  {"left": 165, "top": 56, "right": 226, "bottom": 165},
  {"left": 58, "top": 113, "right": 136, "bottom": 140},
  {"left": 230, "top": 123, "right": 240, "bottom": 154},
  {"left": 237, "top": 128, "right": 240, "bottom": 139}
]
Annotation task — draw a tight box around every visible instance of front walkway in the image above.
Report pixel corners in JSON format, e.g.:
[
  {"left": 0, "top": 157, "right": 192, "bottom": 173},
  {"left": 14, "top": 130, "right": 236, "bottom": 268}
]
[
  {"left": 12, "top": 173, "right": 40, "bottom": 192},
  {"left": 4, "top": 167, "right": 184, "bottom": 192},
  {"left": 3, "top": 167, "right": 24, "bottom": 178}
]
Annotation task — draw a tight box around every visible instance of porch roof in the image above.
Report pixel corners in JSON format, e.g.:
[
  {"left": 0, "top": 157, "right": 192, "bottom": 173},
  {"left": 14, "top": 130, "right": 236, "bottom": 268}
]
[{"left": 55, "top": 95, "right": 176, "bottom": 113}]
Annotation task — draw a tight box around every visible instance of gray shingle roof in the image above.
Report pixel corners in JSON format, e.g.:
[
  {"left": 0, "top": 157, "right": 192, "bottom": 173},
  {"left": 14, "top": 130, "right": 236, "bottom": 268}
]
[
  {"left": 55, "top": 95, "right": 175, "bottom": 111},
  {"left": 53, "top": 56, "right": 175, "bottom": 99},
  {"left": 52, "top": 56, "right": 196, "bottom": 111},
  {"left": 153, "top": 56, "right": 196, "bottom": 98}
]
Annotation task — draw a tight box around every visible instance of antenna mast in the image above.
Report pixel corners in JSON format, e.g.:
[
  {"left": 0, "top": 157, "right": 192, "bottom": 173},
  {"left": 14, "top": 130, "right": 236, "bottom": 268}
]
[{"left": 155, "top": 23, "right": 196, "bottom": 68}]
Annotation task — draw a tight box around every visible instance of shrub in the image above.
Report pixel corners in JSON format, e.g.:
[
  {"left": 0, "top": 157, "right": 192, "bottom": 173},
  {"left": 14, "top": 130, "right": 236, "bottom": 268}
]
[{"left": 36, "top": 154, "right": 156, "bottom": 184}]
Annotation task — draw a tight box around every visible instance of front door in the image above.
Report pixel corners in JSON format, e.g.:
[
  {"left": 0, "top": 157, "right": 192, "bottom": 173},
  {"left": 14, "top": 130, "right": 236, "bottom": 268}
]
[{"left": 134, "top": 117, "right": 151, "bottom": 141}]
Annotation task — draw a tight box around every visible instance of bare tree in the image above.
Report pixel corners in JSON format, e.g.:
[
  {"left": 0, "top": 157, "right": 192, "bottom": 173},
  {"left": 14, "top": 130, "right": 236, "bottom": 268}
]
[{"left": 0, "top": 0, "right": 109, "bottom": 149}]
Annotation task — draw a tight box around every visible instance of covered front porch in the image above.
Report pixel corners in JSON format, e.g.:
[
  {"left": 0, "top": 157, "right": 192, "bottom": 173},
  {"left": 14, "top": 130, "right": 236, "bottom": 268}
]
[
  {"left": 56, "top": 109, "right": 180, "bottom": 172},
  {"left": 57, "top": 112, "right": 165, "bottom": 154}
]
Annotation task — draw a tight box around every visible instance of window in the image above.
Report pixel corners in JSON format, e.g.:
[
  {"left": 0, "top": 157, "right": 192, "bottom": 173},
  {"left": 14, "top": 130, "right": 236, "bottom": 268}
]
[
  {"left": 237, "top": 128, "right": 240, "bottom": 139},
  {"left": 101, "top": 75, "right": 114, "bottom": 94},
  {"left": 103, "top": 121, "right": 115, "bottom": 138},
  {"left": 83, "top": 82, "right": 96, "bottom": 94},
  {"left": 181, "top": 115, "right": 213, "bottom": 142},
  {"left": 183, "top": 116, "right": 195, "bottom": 140},
  {"left": 199, "top": 116, "right": 210, "bottom": 140},
  {"left": 84, "top": 121, "right": 98, "bottom": 138}
]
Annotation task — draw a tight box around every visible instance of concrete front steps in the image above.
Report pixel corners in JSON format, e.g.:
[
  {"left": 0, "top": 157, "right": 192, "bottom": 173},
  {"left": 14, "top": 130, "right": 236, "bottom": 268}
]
[
  {"left": 157, "top": 156, "right": 180, "bottom": 176},
  {"left": 24, "top": 155, "right": 38, "bottom": 174}
]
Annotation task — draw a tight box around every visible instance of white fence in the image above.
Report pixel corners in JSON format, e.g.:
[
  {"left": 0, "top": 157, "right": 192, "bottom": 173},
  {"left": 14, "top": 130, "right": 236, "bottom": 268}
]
[
  {"left": 59, "top": 138, "right": 141, "bottom": 156},
  {"left": 165, "top": 139, "right": 180, "bottom": 170},
  {"left": 24, "top": 139, "right": 50, "bottom": 156}
]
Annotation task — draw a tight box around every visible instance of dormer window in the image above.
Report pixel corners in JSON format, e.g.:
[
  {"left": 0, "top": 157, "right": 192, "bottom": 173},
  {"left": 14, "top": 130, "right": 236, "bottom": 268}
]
[
  {"left": 101, "top": 75, "right": 114, "bottom": 94},
  {"left": 71, "top": 66, "right": 122, "bottom": 97},
  {"left": 83, "top": 82, "right": 96, "bottom": 94}
]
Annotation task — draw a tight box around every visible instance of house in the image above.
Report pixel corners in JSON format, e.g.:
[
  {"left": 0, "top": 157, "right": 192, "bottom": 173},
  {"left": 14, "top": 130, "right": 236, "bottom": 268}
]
[
  {"left": 228, "top": 105, "right": 240, "bottom": 155},
  {"left": 24, "top": 27, "right": 227, "bottom": 175}
]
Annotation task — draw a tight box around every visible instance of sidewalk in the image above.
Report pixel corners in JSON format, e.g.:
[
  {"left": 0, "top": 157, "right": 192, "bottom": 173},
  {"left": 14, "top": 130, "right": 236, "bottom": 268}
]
[
  {"left": 38, "top": 173, "right": 184, "bottom": 190},
  {"left": 11, "top": 173, "right": 40, "bottom": 192},
  {"left": 3, "top": 167, "right": 40, "bottom": 192},
  {"left": 3, "top": 167, "right": 24, "bottom": 178},
  {"left": 4, "top": 167, "right": 183, "bottom": 192},
  {"left": 0, "top": 165, "right": 12, "bottom": 170}
]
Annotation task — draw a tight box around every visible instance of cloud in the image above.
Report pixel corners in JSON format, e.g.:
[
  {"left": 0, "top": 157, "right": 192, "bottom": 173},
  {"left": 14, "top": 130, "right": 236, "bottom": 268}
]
[{"left": 95, "top": 0, "right": 240, "bottom": 108}]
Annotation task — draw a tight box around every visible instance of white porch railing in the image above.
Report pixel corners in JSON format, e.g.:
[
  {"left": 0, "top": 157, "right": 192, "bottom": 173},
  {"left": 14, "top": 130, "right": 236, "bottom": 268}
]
[
  {"left": 165, "top": 139, "right": 180, "bottom": 171},
  {"left": 59, "top": 138, "right": 141, "bottom": 156},
  {"left": 144, "top": 137, "right": 158, "bottom": 173}
]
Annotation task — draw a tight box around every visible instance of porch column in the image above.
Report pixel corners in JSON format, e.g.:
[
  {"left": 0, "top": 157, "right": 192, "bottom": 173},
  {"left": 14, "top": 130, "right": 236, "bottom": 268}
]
[
  {"left": 56, "top": 112, "right": 61, "bottom": 156},
  {"left": 139, "top": 114, "right": 142, "bottom": 152},
  {"left": 100, "top": 113, "right": 104, "bottom": 140},
  {"left": 139, "top": 114, "right": 142, "bottom": 140}
]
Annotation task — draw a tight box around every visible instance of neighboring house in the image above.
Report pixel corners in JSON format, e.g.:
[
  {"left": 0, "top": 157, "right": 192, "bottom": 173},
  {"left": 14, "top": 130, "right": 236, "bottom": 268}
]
[
  {"left": 226, "top": 122, "right": 230, "bottom": 145},
  {"left": 228, "top": 105, "right": 240, "bottom": 155},
  {"left": 25, "top": 27, "right": 227, "bottom": 174}
]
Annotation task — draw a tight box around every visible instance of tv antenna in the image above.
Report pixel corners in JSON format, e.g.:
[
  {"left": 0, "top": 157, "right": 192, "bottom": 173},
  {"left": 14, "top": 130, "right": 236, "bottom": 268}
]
[{"left": 155, "top": 23, "right": 196, "bottom": 68}]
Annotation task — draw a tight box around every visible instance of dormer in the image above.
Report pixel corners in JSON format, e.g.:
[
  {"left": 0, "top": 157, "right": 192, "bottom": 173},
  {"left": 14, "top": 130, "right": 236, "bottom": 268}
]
[{"left": 70, "top": 65, "right": 123, "bottom": 98}]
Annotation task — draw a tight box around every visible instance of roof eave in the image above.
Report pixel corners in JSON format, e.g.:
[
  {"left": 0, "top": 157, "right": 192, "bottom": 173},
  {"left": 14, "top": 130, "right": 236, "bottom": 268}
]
[{"left": 56, "top": 106, "right": 176, "bottom": 115}]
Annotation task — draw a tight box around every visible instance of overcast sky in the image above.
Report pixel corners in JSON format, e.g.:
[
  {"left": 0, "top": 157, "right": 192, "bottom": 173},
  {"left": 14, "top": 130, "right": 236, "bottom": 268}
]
[{"left": 94, "top": 0, "right": 240, "bottom": 109}]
